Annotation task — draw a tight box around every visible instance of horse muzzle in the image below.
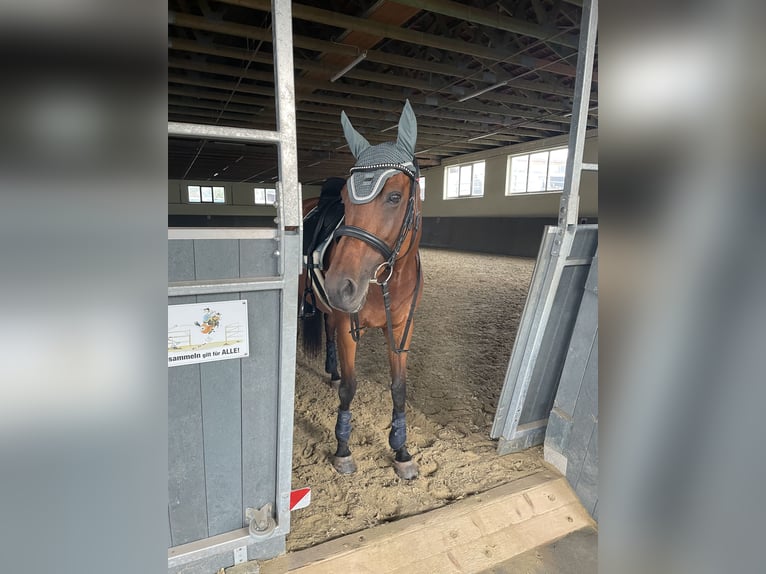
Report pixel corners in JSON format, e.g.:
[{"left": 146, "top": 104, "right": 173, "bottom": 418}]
[{"left": 325, "top": 272, "right": 369, "bottom": 313}]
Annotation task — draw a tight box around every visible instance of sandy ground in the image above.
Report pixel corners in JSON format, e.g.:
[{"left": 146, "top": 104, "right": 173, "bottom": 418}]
[{"left": 289, "top": 248, "right": 541, "bottom": 551}]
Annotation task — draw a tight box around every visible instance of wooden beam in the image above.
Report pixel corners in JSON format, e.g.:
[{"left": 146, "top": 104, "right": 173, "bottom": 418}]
[{"left": 260, "top": 471, "right": 594, "bottom": 574}]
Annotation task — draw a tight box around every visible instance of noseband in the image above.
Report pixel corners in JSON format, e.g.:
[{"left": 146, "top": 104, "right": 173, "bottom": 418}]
[{"left": 332, "top": 162, "right": 422, "bottom": 353}]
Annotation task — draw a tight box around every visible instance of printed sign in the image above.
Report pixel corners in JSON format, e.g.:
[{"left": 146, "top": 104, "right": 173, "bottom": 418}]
[{"left": 168, "top": 300, "right": 249, "bottom": 367}]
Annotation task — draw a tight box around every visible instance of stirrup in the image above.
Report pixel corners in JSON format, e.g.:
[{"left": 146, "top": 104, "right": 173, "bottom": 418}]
[{"left": 300, "top": 288, "right": 317, "bottom": 319}]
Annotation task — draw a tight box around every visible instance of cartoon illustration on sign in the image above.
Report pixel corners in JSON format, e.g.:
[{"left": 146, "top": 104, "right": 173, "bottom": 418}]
[
  {"left": 168, "top": 300, "right": 250, "bottom": 367},
  {"left": 194, "top": 307, "right": 222, "bottom": 337}
]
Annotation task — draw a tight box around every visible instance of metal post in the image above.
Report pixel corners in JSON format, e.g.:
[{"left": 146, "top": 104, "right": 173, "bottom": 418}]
[
  {"left": 270, "top": 0, "right": 299, "bottom": 540},
  {"left": 554, "top": 0, "right": 598, "bottom": 255}
]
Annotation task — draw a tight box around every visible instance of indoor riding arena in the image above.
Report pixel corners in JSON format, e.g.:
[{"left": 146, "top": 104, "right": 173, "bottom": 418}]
[{"left": 168, "top": 1, "right": 598, "bottom": 573}]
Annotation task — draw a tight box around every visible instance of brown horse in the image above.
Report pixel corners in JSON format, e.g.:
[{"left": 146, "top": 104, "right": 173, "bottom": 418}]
[{"left": 299, "top": 101, "right": 422, "bottom": 480}]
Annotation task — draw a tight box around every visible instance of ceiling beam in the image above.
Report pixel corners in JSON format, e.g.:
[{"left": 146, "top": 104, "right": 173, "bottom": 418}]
[
  {"left": 170, "top": 36, "right": 597, "bottom": 101},
  {"left": 170, "top": 9, "right": 579, "bottom": 78},
  {"left": 387, "top": 0, "right": 580, "bottom": 48},
  {"left": 168, "top": 57, "right": 575, "bottom": 114},
  {"left": 217, "top": 0, "right": 579, "bottom": 73}
]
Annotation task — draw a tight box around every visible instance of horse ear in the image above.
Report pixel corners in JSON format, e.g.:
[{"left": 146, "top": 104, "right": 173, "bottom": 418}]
[
  {"left": 341, "top": 110, "right": 370, "bottom": 159},
  {"left": 396, "top": 99, "right": 417, "bottom": 157}
]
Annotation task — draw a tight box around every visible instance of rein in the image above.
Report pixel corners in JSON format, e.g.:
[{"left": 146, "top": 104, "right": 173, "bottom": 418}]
[{"left": 333, "top": 163, "right": 422, "bottom": 354}]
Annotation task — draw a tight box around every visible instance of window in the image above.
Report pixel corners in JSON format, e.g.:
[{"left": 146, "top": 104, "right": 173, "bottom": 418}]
[
  {"left": 254, "top": 187, "right": 276, "bottom": 205},
  {"left": 507, "top": 147, "right": 568, "bottom": 194},
  {"left": 444, "top": 160, "right": 485, "bottom": 199},
  {"left": 418, "top": 176, "right": 426, "bottom": 201},
  {"left": 187, "top": 185, "right": 226, "bottom": 203}
]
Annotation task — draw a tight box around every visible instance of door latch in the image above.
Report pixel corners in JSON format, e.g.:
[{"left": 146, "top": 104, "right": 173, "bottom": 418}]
[{"left": 246, "top": 503, "right": 276, "bottom": 538}]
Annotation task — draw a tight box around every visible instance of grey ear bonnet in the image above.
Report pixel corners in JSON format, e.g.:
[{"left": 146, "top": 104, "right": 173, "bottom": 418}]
[{"left": 341, "top": 100, "right": 418, "bottom": 204}]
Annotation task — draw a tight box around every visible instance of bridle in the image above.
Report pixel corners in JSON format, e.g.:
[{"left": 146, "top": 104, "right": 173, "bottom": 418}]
[{"left": 332, "top": 161, "right": 422, "bottom": 354}]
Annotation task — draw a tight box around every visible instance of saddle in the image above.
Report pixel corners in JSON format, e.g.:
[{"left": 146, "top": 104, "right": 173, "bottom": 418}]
[{"left": 301, "top": 177, "right": 346, "bottom": 316}]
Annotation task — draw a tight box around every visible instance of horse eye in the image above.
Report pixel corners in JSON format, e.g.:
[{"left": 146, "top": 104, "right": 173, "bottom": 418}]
[{"left": 387, "top": 192, "right": 402, "bottom": 204}]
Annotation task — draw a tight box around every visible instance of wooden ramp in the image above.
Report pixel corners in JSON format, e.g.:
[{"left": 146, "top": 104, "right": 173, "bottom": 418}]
[{"left": 259, "top": 470, "right": 595, "bottom": 574}]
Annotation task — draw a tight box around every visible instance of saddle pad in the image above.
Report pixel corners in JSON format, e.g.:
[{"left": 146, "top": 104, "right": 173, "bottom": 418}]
[{"left": 303, "top": 197, "right": 345, "bottom": 257}]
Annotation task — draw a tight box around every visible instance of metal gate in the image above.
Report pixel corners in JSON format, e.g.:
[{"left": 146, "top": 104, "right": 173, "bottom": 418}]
[
  {"left": 167, "top": 1, "right": 301, "bottom": 572},
  {"left": 491, "top": 0, "right": 598, "bottom": 462}
]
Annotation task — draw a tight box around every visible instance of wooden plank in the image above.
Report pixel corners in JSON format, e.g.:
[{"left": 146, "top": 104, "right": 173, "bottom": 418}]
[
  {"left": 200, "top": 294, "right": 244, "bottom": 536},
  {"left": 261, "top": 472, "right": 594, "bottom": 574},
  {"left": 263, "top": 472, "right": 554, "bottom": 573},
  {"left": 391, "top": 504, "right": 591, "bottom": 574}
]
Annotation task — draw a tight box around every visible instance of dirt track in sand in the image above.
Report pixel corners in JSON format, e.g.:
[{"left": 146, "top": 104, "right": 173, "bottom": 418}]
[{"left": 289, "top": 248, "right": 542, "bottom": 550}]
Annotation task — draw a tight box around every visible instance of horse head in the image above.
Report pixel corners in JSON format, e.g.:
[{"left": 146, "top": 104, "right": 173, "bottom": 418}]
[{"left": 325, "top": 100, "right": 420, "bottom": 314}]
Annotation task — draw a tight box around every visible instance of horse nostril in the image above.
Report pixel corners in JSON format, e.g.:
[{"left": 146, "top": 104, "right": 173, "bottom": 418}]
[{"left": 341, "top": 278, "right": 357, "bottom": 303}]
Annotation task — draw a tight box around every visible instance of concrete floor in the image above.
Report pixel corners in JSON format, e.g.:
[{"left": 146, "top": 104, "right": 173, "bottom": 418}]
[{"left": 476, "top": 527, "right": 598, "bottom": 574}]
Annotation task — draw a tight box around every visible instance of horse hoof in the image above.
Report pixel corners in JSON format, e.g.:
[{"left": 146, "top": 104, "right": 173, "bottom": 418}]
[
  {"left": 332, "top": 455, "right": 357, "bottom": 474},
  {"left": 393, "top": 459, "right": 419, "bottom": 480}
]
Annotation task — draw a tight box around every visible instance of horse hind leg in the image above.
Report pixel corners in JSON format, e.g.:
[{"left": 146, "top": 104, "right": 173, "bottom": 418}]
[
  {"left": 332, "top": 315, "right": 358, "bottom": 474},
  {"left": 323, "top": 312, "right": 341, "bottom": 382}
]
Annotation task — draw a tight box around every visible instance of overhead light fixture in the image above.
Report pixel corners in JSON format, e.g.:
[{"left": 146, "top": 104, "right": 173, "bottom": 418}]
[
  {"left": 330, "top": 50, "right": 367, "bottom": 83},
  {"left": 457, "top": 81, "right": 508, "bottom": 103}
]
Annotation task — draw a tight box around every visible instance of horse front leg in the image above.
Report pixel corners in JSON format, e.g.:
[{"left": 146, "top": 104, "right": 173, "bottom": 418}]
[
  {"left": 323, "top": 312, "right": 341, "bottom": 381},
  {"left": 332, "top": 313, "right": 358, "bottom": 474},
  {"left": 386, "top": 323, "right": 419, "bottom": 480}
]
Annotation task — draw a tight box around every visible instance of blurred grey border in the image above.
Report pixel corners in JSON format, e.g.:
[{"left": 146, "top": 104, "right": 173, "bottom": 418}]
[
  {"left": 0, "top": 1, "right": 168, "bottom": 573},
  {"left": 602, "top": 1, "right": 766, "bottom": 573},
  {"left": 2, "top": 0, "right": 766, "bottom": 572}
]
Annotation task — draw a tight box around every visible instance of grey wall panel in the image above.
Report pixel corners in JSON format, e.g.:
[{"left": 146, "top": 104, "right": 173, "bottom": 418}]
[
  {"left": 421, "top": 216, "right": 561, "bottom": 257},
  {"left": 554, "top": 289, "right": 597, "bottom": 417},
  {"left": 240, "top": 239, "right": 278, "bottom": 277},
  {"left": 573, "top": 419, "right": 598, "bottom": 515},
  {"left": 564, "top": 359, "right": 597, "bottom": 487},
  {"left": 569, "top": 225, "right": 599, "bottom": 259},
  {"left": 241, "top": 290, "right": 281, "bottom": 511},
  {"left": 168, "top": 363, "right": 209, "bottom": 545},
  {"left": 544, "top": 255, "right": 598, "bottom": 519},
  {"left": 169, "top": 240, "right": 196, "bottom": 282},
  {"left": 198, "top": 294, "right": 244, "bottom": 537},
  {"left": 193, "top": 239, "right": 240, "bottom": 280},
  {"left": 519, "top": 264, "right": 590, "bottom": 425},
  {"left": 200, "top": 360, "right": 243, "bottom": 536}
]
